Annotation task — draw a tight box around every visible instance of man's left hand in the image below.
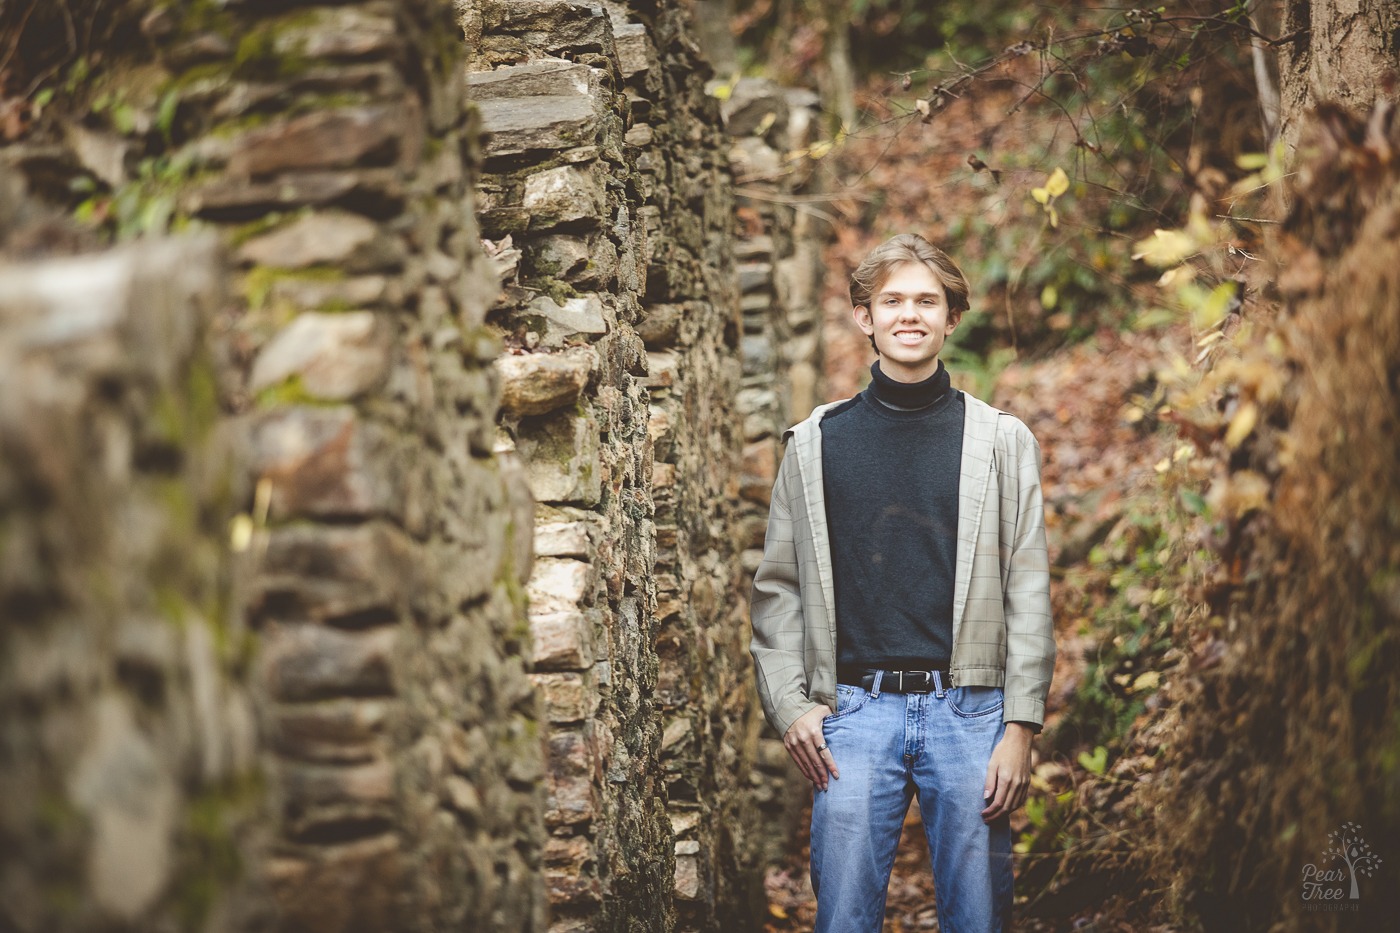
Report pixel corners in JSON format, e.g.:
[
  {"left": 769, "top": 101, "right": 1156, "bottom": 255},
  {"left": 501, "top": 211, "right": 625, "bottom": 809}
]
[{"left": 981, "top": 723, "right": 1033, "bottom": 823}]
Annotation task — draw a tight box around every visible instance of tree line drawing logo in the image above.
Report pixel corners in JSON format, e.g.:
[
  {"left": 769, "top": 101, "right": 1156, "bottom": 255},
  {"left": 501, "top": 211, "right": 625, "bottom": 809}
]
[{"left": 1300, "top": 821, "right": 1381, "bottom": 910}]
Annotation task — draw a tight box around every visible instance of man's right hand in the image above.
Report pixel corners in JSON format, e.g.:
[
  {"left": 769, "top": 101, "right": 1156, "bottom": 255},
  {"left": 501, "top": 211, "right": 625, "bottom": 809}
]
[{"left": 784, "top": 705, "right": 840, "bottom": 790}]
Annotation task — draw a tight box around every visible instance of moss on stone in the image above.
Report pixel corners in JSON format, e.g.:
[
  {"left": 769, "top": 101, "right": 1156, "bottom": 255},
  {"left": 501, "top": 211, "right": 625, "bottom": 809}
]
[
  {"left": 173, "top": 772, "right": 264, "bottom": 930},
  {"left": 154, "top": 583, "right": 192, "bottom": 630},
  {"left": 225, "top": 209, "right": 301, "bottom": 249},
  {"left": 254, "top": 373, "right": 339, "bottom": 409},
  {"left": 186, "top": 356, "right": 221, "bottom": 437},
  {"left": 242, "top": 263, "right": 347, "bottom": 312},
  {"left": 533, "top": 276, "right": 579, "bottom": 305}
]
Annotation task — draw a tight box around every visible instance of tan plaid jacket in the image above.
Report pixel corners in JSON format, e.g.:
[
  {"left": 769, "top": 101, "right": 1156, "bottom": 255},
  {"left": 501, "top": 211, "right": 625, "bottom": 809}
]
[{"left": 749, "top": 391, "right": 1055, "bottom": 737}]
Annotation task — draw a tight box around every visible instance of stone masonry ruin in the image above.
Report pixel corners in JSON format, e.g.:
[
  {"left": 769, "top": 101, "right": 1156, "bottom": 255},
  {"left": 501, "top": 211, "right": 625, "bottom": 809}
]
[{"left": 0, "top": 1, "right": 826, "bottom": 930}]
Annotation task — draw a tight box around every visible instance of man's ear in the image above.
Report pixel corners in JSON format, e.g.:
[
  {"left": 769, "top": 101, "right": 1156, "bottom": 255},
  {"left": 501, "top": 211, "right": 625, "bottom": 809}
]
[{"left": 852, "top": 305, "right": 873, "bottom": 334}]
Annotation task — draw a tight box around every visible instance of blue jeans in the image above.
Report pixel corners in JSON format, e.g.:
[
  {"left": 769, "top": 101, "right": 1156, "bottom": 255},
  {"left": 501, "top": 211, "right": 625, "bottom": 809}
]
[{"left": 810, "top": 672, "right": 1014, "bottom": 933}]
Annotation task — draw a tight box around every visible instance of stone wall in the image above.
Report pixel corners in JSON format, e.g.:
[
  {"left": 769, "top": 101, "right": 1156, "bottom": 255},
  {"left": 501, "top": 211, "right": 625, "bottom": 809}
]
[
  {"left": 464, "top": 1, "right": 758, "bottom": 928},
  {"left": 718, "top": 75, "right": 829, "bottom": 869},
  {"left": 0, "top": 236, "right": 269, "bottom": 931},
  {"left": 1, "top": 0, "right": 829, "bottom": 929},
  {"left": 465, "top": 0, "right": 829, "bottom": 929},
  {"left": 1, "top": 1, "right": 547, "bottom": 930}
]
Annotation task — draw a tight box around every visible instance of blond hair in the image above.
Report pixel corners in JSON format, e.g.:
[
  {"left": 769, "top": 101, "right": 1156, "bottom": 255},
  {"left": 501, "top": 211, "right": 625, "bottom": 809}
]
[{"left": 848, "top": 233, "right": 971, "bottom": 327}]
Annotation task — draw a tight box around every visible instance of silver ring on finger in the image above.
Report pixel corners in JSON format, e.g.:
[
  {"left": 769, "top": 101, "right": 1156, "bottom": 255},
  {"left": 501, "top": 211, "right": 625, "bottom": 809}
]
[{"left": 816, "top": 743, "right": 828, "bottom": 751}]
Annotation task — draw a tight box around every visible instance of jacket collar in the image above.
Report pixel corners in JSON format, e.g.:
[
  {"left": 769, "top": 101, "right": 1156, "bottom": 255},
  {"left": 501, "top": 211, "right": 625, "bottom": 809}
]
[{"left": 780, "top": 390, "right": 1003, "bottom": 641}]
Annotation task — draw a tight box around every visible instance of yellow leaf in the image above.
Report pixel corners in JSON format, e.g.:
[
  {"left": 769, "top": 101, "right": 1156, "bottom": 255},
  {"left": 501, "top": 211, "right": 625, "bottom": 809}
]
[
  {"left": 1132, "top": 228, "right": 1197, "bottom": 267},
  {"left": 1049, "top": 205, "right": 1058, "bottom": 228},
  {"left": 1132, "top": 670, "right": 1161, "bottom": 692},
  {"left": 809, "top": 140, "right": 832, "bottom": 160},
  {"left": 768, "top": 905, "right": 789, "bottom": 920},
  {"left": 707, "top": 71, "right": 740, "bottom": 101},
  {"left": 1031, "top": 186, "right": 1049, "bottom": 205},
  {"left": 1224, "top": 401, "right": 1258, "bottom": 448},
  {"left": 1040, "top": 284, "right": 1058, "bottom": 309},
  {"left": 1192, "top": 281, "right": 1236, "bottom": 330},
  {"left": 1045, "top": 166, "right": 1069, "bottom": 197},
  {"left": 1236, "top": 152, "right": 1268, "bottom": 170},
  {"left": 230, "top": 514, "right": 254, "bottom": 552}
]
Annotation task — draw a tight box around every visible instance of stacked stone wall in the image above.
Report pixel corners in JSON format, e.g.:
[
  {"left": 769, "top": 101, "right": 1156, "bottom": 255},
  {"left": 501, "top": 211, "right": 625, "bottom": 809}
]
[
  {"left": 2, "top": 1, "right": 547, "bottom": 930},
  {"left": 1, "top": 1, "right": 829, "bottom": 929},
  {"left": 717, "top": 75, "right": 830, "bottom": 869},
  {"left": 466, "top": 1, "right": 830, "bottom": 929},
  {"left": 0, "top": 236, "right": 270, "bottom": 931},
  {"left": 465, "top": 1, "right": 759, "bottom": 928}
]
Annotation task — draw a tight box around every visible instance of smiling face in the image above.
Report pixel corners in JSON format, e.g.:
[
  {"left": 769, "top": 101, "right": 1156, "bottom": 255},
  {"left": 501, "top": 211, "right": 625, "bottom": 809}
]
[{"left": 853, "top": 260, "right": 959, "bottom": 383}]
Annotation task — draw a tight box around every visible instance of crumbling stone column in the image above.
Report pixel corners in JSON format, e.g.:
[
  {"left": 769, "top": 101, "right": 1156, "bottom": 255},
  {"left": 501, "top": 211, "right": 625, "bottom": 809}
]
[
  {"left": 0, "top": 235, "right": 269, "bottom": 932},
  {"left": 466, "top": 1, "right": 829, "bottom": 929},
  {"left": 718, "top": 76, "right": 830, "bottom": 870},
  {"left": 466, "top": 2, "right": 691, "bottom": 929}
]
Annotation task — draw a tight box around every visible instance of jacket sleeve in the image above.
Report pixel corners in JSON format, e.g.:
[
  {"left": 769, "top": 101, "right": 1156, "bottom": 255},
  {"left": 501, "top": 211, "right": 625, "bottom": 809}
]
[
  {"left": 1001, "top": 422, "right": 1056, "bottom": 733},
  {"left": 749, "top": 438, "right": 822, "bottom": 737}
]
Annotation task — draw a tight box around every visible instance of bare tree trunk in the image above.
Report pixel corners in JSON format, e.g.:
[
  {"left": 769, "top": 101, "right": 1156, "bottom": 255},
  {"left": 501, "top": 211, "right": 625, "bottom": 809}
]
[
  {"left": 1276, "top": 0, "right": 1400, "bottom": 155},
  {"left": 1248, "top": 0, "right": 1281, "bottom": 146},
  {"left": 818, "top": 0, "right": 857, "bottom": 132}
]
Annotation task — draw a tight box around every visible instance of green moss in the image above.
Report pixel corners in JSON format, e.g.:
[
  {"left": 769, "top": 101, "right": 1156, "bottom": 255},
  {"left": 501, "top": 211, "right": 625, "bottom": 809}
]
[
  {"left": 243, "top": 264, "right": 348, "bottom": 311},
  {"left": 37, "top": 790, "right": 81, "bottom": 835},
  {"left": 150, "top": 388, "right": 187, "bottom": 448},
  {"left": 231, "top": 24, "right": 309, "bottom": 83},
  {"left": 179, "top": 0, "right": 236, "bottom": 40},
  {"left": 254, "top": 374, "right": 339, "bottom": 408},
  {"left": 174, "top": 772, "right": 264, "bottom": 930},
  {"left": 154, "top": 584, "right": 192, "bottom": 629},
  {"left": 42, "top": 879, "right": 83, "bottom": 917},
  {"left": 225, "top": 209, "right": 301, "bottom": 248},
  {"left": 533, "top": 275, "right": 580, "bottom": 305},
  {"left": 186, "top": 357, "right": 221, "bottom": 437},
  {"left": 502, "top": 565, "right": 529, "bottom": 620},
  {"left": 166, "top": 61, "right": 231, "bottom": 91}
]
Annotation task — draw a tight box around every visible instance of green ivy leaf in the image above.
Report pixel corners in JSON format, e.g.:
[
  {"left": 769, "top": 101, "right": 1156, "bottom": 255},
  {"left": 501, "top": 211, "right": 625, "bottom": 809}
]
[{"left": 1078, "top": 745, "right": 1108, "bottom": 775}]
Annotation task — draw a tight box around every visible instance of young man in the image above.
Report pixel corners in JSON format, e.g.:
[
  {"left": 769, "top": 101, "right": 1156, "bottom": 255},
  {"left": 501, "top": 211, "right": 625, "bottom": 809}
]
[{"left": 749, "top": 233, "right": 1055, "bottom": 932}]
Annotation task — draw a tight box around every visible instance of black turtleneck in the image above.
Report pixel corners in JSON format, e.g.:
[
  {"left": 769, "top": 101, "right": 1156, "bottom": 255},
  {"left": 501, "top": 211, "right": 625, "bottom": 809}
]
[
  {"left": 867, "top": 358, "right": 952, "bottom": 409},
  {"left": 819, "top": 358, "right": 967, "bottom": 671}
]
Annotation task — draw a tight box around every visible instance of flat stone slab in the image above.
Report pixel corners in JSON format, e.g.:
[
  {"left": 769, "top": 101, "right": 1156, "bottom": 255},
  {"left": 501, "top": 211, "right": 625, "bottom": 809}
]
[
  {"left": 472, "top": 95, "right": 597, "bottom": 158},
  {"left": 466, "top": 60, "right": 592, "bottom": 100}
]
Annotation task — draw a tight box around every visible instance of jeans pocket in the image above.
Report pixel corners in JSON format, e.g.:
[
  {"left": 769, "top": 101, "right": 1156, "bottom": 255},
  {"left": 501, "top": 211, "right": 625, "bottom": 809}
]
[
  {"left": 948, "top": 684, "right": 1004, "bottom": 718},
  {"left": 824, "top": 683, "right": 869, "bottom": 722}
]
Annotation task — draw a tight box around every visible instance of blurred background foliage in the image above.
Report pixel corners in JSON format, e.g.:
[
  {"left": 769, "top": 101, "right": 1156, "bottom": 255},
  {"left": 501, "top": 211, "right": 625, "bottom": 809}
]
[{"left": 721, "top": 0, "right": 1266, "bottom": 360}]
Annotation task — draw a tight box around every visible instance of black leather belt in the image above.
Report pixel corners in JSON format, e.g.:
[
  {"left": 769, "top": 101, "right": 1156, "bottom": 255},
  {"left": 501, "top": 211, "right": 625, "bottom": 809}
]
[{"left": 837, "top": 666, "right": 952, "bottom": 694}]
